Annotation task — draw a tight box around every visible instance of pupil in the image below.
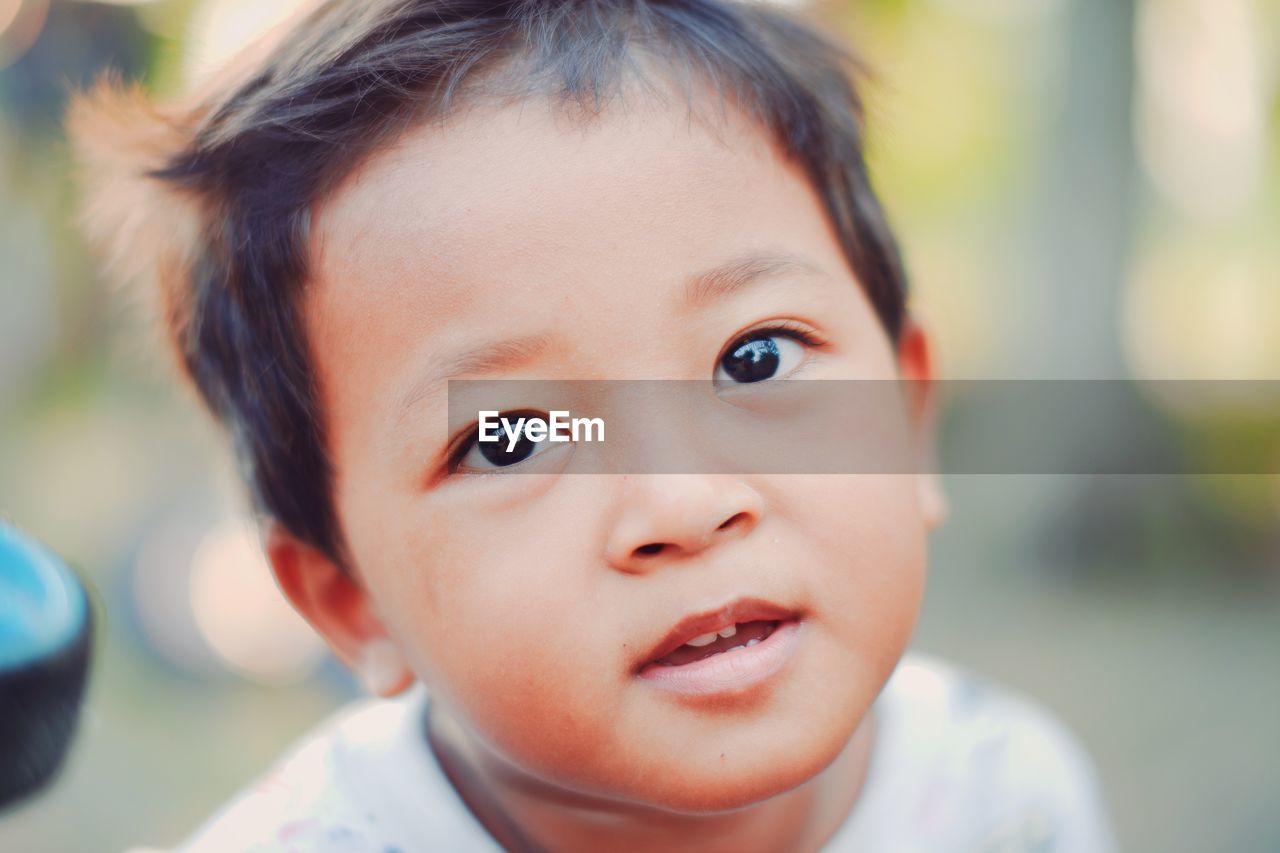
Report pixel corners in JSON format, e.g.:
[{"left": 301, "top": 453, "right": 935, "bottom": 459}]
[
  {"left": 722, "top": 337, "right": 780, "bottom": 383},
  {"left": 478, "top": 427, "right": 536, "bottom": 467}
]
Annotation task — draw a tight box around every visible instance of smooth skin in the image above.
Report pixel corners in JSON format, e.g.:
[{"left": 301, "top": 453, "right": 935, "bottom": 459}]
[{"left": 265, "top": 72, "right": 945, "bottom": 853}]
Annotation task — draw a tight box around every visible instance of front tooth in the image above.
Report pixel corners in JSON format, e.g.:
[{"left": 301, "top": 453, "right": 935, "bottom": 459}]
[
  {"left": 717, "top": 624, "right": 737, "bottom": 639},
  {"left": 685, "top": 631, "right": 718, "bottom": 647}
]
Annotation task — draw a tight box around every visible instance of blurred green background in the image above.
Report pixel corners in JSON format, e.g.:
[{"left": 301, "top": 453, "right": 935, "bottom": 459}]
[{"left": 1, "top": 0, "right": 1277, "bottom": 850}]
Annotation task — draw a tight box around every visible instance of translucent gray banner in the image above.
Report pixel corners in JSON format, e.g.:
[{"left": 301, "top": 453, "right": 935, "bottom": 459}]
[{"left": 446, "top": 380, "right": 1280, "bottom": 474}]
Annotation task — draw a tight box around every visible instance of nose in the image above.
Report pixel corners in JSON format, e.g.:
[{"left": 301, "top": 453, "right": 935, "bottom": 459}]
[{"left": 604, "top": 475, "right": 764, "bottom": 573}]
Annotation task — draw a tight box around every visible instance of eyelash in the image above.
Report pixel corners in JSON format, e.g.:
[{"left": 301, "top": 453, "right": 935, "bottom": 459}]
[
  {"left": 717, "top": 320, "right": 827, "bottom": 365},
  {"left": 441, "top": 321, "right": 828, "bottom": 476},
  {"left": 445, "top": 427, "right": 479, "bottom": 474}
]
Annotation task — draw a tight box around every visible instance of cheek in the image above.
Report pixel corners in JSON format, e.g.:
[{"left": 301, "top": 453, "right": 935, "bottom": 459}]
[
  {"left": 786, "top": 474, "right": 927, "bottom": 652},
  {"left": 353, "top": 493, "right": 626, "bottom": 774}
]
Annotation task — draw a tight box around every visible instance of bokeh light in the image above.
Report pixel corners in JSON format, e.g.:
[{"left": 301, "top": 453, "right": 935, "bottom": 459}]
[
  {"left": 184, "top": 0, "right": 310, "bottom": 86},
  {"left": 0, "top": 0, "right": 47, "bottom": 69},
  {"left": 187, "top": 518, "right": 325, "bottom": 685},
  {"left": 1124, "top": 242, "right": 1280, "bottom": 382},
  {"left": 1135, "top": 0, "right": 1268, "bottom": 220},
  {"left": 131, "top": 516, "right": 222, "bottom": 677}
]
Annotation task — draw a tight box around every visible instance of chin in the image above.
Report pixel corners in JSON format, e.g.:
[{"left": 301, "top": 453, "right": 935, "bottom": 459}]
[
  {"left": 660, "top": 767, "right": 828, "bottom": 814},
  {"left": 620, "top": 711, "right": 861, "bottom": 815},
  {"left": 600, "top": 648, "right": 878, "bottom": 814}
]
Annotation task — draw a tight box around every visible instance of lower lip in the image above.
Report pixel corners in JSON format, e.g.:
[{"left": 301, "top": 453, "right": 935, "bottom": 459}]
[{"left": 636, "top": 619, "right": 803, "bottom": 697}]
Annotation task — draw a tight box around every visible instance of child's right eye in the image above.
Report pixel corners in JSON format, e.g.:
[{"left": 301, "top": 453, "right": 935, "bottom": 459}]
[{"left": 449, "top": 412, "right": 555, "bottom": 473}]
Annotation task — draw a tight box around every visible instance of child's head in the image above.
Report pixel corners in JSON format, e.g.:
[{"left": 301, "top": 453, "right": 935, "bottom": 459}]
[{"left": 72, "top": 0, "right": 942, "bottom": 814}]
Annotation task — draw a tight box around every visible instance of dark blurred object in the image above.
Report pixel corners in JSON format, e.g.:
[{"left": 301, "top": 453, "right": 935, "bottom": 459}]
[{"left": 0, "top": 522, "right": 92, "bottom": 812}]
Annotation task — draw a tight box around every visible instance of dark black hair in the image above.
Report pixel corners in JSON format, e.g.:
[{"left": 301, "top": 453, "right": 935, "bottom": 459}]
[{"left": 72, "top": 0, "right": 908, "bottom": 569}]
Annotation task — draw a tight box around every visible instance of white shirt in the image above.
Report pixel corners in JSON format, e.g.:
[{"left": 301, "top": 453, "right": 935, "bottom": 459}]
[{"left": 176, "top": 653, "right": 1117, "bottom": 852}]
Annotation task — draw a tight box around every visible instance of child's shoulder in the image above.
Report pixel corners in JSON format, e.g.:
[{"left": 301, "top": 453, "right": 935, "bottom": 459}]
[
  {"left": 829, "top": 651, "right": 1117, "bottom": 852},
  {"left": 174, "top": 686, "right": 498, "bottom": 852}
]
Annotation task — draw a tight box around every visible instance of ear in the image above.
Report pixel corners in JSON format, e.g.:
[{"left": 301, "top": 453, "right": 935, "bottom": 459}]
[
  {"left": 262, "top": 522, "right": 415, "bottom": 697},
  {"left": 895, "top": 318, "right": 948, "bottom": 530}
]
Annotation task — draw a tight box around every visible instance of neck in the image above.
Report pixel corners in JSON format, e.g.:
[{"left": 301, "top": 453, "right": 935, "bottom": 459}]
[{"left": 424, "top": 703, "right": 877, "bottom": 853}]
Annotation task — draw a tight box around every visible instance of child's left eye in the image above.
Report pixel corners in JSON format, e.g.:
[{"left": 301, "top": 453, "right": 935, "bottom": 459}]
[{"left": 714, "top": 327, "right": 817, "bottom": 385}]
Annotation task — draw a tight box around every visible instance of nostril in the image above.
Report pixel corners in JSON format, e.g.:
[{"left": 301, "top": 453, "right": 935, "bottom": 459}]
[
  {"left": 635, "top": 543, "right": 665, "bottom": 557},
  {"left": 717, "top": 512, "right": 751, "bottom": 532}
]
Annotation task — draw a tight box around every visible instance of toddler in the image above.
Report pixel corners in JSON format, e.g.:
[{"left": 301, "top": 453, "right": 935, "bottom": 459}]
[{"left": 70, "top": 1, "right": 1116, "bottom": 850}]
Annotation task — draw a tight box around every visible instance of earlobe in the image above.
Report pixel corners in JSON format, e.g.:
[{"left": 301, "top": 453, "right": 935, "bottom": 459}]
[
  {"left": 262, "top": 522, "right": 415, "bottom": 696},
  {"left": 918, "top": 472, "right": 949, "bottom": 530},
  {"left": 356, "top": 636, "right": 416, "bottom": 697}
]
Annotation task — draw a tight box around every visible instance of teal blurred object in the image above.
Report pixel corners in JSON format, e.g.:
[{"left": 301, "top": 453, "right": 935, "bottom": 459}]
[{"left": 0, "top": 523, "right": 92, "bottom": 812}]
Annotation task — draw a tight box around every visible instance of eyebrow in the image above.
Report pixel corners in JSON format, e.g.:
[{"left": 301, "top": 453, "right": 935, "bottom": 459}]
[
  {"left": 394, "top": 334, "right": 553, "bottom": 427},
  {"left": 683, "top": 250, "right": 823, "bottom": 309},
  {"left": 393, "top": 250, "right": 824, "bottom": 426}
]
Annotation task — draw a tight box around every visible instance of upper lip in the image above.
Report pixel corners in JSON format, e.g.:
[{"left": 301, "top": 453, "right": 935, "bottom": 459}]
[{"left": 636, "top": 596, "right": 800, "bottom": 670}]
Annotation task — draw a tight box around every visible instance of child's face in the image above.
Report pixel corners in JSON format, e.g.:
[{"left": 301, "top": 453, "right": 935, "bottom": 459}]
[{"left": 290, "top": 83, "right": 940, "bottom": 811}]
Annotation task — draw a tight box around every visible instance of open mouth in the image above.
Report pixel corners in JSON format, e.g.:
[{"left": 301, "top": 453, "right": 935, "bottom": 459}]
[
  {"left": 636, "top": 598, "right": 803, "bottom": 696},
  {"left": 650, "top": 619, "right": 781, "bottom": 667}
]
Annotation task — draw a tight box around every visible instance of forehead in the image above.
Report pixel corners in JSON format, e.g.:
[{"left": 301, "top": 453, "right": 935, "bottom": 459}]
[
  {"left": 305, "top": 82, "right": 854, "bottom": 444},
  {"left": 309, "top": 85, "right": 812, "bottom": 306}
]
